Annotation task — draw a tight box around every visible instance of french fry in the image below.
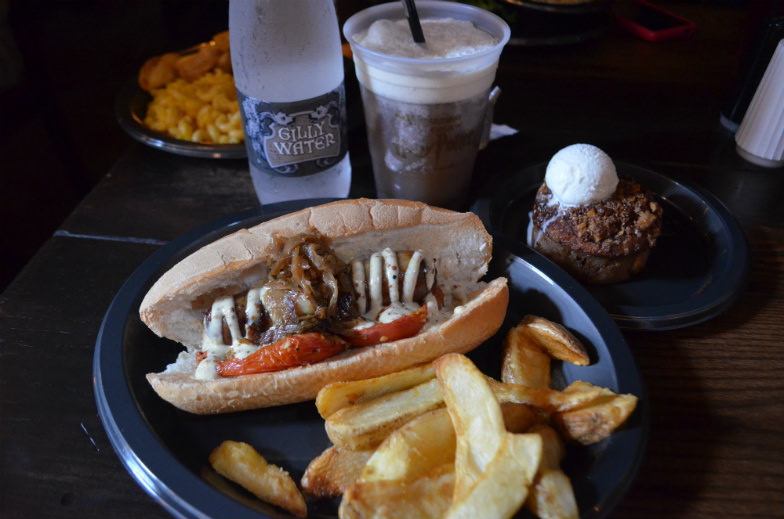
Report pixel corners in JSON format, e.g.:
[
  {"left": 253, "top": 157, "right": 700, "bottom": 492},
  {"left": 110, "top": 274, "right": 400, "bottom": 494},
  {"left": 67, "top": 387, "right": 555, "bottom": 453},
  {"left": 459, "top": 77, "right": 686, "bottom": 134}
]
[
  {"left": 527, "top": 423, "right": 566, "bottom": 470},
  {"left": 209, "top": 440, "right": 307, "bottom": 518},
  {"left": 527, "top": 469, "right": 579, "bottom": 519},
  {"left": 524, "top": 423, "right": 578, "bottom": 519},
  {"left": 553, "top": 381, "right": 638, "bottom": 445},
  {"left": 435, "top": 354, "right": 507, "bottom": 497},
  {"left": 212, "top": 311, "right": 636, "bottom": 518},
  {"left": 503, "top": 316, "right": 581, "bottom": 519},
  {"left": 316, "top": 363, "right": 435, "bottom": 418},
  {"left": 301, "top": 445, "right": 374, "bottom": 499},
  {"left": 488, "top": 378, "right": 605, "bottom": 413},
  {"left": 360, "top": 401, "right": 540, "bottom": 486},
  {"left": 446, "top": 433, "right": 542, "bottom": 519},
  {"left": 322, "top": 314, "right": 635, "bottom": 519},
  {"left": 340, "top": 463, "right": 455, "bottom": 519},
  {"left": 360, "top": 407, "right": 455, "bottom": 483},
  {"left": 325, "top": 378, "right": 444, "bottom": 450},
  {"left": 502, "top": 323, "right": 552, "bottom": 388},
  {"left": 434, "top": 353, "right": 543, "bottom": 519},
  {"left": 517, "top": 315, "right": 590, "bottom": 366},
  {"left": 325, "top": 372, "right": 599, "bottom": 452}
]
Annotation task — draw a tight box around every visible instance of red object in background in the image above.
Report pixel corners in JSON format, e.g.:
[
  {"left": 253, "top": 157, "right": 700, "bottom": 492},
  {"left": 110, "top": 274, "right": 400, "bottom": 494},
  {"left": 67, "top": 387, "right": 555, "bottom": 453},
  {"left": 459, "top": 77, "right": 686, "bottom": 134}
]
[{"left": 615, "top": 0, "right": 697, "bottom": 42}]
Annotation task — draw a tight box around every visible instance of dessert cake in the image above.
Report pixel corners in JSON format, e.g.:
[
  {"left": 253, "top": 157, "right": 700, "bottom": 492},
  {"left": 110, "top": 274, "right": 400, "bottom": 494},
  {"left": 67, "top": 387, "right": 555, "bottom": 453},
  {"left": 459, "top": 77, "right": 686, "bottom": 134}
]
[{"left": 528, "top": 144, "right": 662, "bottom": 284}]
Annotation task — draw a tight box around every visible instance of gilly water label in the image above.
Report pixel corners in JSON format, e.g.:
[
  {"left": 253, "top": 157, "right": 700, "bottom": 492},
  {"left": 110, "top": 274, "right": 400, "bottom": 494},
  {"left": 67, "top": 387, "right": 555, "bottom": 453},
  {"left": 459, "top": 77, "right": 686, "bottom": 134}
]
[{"left": 238, "top": 83, "right": 348, "bottom": 177}]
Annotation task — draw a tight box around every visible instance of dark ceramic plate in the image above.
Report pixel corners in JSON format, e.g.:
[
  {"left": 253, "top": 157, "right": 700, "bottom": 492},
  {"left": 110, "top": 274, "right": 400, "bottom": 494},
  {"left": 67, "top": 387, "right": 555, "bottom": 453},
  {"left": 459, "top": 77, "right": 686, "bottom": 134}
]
[
  {"left": 94, "top": 199, "right": 648, "bottom": 518},
  {"left": 115, "top": 79, "right": 246, "bottom": 159},
  {"left": 472, "top": 162, "right": 749, "bottom": 331}
]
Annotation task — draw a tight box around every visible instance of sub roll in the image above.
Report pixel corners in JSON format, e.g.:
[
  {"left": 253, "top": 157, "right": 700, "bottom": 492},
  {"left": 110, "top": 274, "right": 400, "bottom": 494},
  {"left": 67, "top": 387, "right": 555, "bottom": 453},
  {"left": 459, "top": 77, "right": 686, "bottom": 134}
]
[{"left": 139, "top": 199, "right": 509, "bottom": 414}]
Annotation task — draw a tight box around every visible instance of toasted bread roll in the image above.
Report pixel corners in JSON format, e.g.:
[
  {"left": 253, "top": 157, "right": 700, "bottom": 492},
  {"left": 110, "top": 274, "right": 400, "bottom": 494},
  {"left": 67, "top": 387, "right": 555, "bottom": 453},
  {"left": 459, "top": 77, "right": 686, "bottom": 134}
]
[{"left": 140, "top": 199, "right": 509, "bottom": 414}]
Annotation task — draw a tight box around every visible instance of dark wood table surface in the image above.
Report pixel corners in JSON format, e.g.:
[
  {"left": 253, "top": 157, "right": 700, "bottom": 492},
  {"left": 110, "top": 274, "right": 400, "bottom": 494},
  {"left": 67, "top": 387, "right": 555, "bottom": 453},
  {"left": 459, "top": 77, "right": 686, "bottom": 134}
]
[{"left": 2, "top": 2, "right": 783, "bottom": 518}]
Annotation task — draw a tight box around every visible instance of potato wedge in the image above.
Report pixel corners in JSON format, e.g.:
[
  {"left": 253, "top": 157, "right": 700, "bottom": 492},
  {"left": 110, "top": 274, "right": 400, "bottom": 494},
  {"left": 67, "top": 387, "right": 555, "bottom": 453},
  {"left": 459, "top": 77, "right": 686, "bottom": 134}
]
[
  {"left": 518, "top": 315, "right": 590, "bottom": 366},
  {"left": 446, "top": 433, "right": 542, "bottom": 519},
  {"left": 325, "top": 367, "right": 597, "bottom": 452},
  {"left": 316, "top": 363, "right": 435, "bottom": 418},
  {"left": 360, "top": 407, "right": 455, "bottom": 483},
  {"left": 360, "top": 403, "right": 539, "bottom": 484},
  {"left": 434, "top": 354, "right": 507, "bottom": 498},
  {"left": 524, "top": 423, "right": 578, "bottom": 519},
  {"left": 435, "top": 353, "right": 544, "bottom": 519},
  {"left": 339, "top": 463, "right": 455, "bottom": 519},
  {"left": 301, "top": 445, "right": 374, "bottom": 499},
  {"left": 502, "top": 323, "right": 552, "bottom": 388},
  {"left": 553, "top": 382, "right": 638, "bottom": 445},
  {"left": 488, "top": 378, "right": 605, "bottom": 413},
  {"left": 209, "top": 440, "right": 307, "bottom": 518},
  {"left": 527, "top": 468, "right": 579, "bottom": 519},
  {"left": 325, "top": 377, "right": 602, "bottom": 454},
  {"left": 325, "top": 378, "right": 444, "bottom": 450},
  {"left": 527, "top": 423, "right": 566, "bottom": 470}
]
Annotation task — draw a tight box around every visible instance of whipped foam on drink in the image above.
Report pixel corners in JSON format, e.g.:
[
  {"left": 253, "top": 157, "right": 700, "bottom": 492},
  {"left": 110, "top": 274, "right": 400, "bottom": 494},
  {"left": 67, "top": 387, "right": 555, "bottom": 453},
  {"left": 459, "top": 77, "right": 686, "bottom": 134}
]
[
  {"left": 545, "top": 144, "right": 619, "bottom": 206},
  {"left": 354, "top": 18, "right": 498, "bottom": 59},
  {"left": 350, "top": 17, "right": 500, "bottom": 103}
]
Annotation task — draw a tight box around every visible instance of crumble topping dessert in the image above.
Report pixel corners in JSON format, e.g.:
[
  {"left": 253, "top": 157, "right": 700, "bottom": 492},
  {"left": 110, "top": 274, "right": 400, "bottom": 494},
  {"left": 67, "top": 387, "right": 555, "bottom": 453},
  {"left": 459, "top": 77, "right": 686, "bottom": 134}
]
[{"left": 528, "top": 144, "right": 663, "bottom": 284}]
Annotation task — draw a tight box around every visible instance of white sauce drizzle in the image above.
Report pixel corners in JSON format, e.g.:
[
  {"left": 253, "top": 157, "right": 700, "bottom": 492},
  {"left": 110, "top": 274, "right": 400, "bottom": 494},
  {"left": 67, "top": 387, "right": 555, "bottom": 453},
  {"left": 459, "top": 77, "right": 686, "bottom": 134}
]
[
  {"left": 366, "top": 252, "right": 384, "bottom": 320},
  {"left": 529, "top": 192, "right": 569, "bottom": 248},
  {"left": 197, "top": 296, "right": 242, "bottom": 380},
  {"left": 402, "top": 250, "right": 423, "bottom": 304},
  {"left": 206, "top": 296, "right": 242, "bottom": 347},
  {"left": 425, "top": 256, "right": 435, "bottom": 293},
  {"left": 245, "top": 288, "right": 263, "bottom": 329},
  {"left": 382, "top": 248, "right": 400, "bottom": 307},
  {"left": 352, "top": 259, "right": 367, "bottom": 315},
  {"left": 196, "top": 247, "right": 444, "bottom": 381},
  {"left": 359, "top": 248, "right": 433, "bottom": 324}
]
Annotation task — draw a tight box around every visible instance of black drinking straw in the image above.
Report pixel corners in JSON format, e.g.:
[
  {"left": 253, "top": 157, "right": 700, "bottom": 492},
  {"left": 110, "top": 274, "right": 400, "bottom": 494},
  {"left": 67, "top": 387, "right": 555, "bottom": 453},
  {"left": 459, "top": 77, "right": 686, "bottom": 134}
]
[{"left": 401, "top": 0, "right": 426, "bottom": 44}]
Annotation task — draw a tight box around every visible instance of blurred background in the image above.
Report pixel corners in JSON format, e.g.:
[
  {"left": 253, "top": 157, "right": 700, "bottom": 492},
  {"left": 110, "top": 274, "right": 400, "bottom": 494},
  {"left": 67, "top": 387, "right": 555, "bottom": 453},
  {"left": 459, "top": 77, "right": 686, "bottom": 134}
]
[
  {"left": 0, "top": 0, "right": 229, "bottom": 292},
  {"left": 0, "top": 0, "right": 778, "bottom": 293}
]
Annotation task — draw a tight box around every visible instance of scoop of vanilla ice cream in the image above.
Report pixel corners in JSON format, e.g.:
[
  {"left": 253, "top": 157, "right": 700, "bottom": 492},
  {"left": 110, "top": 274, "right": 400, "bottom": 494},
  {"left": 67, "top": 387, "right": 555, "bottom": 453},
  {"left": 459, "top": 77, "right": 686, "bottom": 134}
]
[{"left": 545, "top": 144, "right": 619, "bottom": 206}]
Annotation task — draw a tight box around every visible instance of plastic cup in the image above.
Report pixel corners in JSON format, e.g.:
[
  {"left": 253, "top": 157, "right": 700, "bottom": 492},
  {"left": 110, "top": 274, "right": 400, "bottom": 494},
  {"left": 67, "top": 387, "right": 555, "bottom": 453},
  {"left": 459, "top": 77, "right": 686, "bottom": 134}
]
[{"left": 343, "top": 1, "right": 510, "bottom": 210}]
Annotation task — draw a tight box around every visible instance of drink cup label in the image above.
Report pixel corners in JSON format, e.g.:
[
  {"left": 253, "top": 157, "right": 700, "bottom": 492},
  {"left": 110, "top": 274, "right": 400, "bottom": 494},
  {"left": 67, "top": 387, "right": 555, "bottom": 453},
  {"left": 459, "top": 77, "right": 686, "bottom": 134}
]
[{"left": 238, "top": 83, "right": 348, "bottom": 177}]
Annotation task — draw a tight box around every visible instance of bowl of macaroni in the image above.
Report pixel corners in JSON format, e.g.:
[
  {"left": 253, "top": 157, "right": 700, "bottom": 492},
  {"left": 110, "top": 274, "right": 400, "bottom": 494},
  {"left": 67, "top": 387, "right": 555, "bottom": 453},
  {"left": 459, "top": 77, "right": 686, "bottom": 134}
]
[{"left": 116, "top": 33, "right": 247, "bottom": 159}]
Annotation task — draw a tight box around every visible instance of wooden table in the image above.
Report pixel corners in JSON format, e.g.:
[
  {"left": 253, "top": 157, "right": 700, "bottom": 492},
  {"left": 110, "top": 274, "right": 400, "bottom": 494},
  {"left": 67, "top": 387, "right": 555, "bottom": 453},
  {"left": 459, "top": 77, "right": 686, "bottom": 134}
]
[{"left": 2, "top": 2, "right": 783, "bottom": 517}]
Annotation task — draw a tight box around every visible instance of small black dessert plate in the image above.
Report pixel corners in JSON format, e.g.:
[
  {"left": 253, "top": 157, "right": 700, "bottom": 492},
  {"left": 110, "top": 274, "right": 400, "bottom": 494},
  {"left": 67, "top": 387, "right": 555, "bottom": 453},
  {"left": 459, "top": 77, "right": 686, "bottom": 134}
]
[{"left": 472, "top": 162, "right": 749, "bottom": 331}]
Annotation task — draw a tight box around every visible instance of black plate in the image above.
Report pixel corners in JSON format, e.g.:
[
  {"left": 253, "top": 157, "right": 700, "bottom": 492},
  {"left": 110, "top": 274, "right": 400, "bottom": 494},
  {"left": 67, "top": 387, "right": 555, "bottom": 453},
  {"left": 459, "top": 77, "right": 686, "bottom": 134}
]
[
  {"left": 115, "top": 79, "right": 246, "bottom": 159},
  {"left": 472, "top": 162, "right": 749, "bottom": 331},
  {"left": 94, "top": 200, "right": 648, "bottom": 518}
]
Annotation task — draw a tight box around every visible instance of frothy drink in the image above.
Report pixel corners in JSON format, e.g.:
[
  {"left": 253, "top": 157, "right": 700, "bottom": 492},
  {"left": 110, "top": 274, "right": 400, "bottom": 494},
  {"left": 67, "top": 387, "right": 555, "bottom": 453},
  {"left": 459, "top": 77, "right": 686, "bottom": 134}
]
[{"left": 344, "top": 2, "right": 510, "bottom": 210}]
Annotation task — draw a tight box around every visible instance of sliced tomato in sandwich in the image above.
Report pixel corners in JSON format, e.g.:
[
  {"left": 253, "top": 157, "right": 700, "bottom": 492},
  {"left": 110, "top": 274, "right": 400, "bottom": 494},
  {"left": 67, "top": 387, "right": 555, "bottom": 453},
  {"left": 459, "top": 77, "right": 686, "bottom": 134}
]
[
  {"left": 216, "top": 332, "right": 349, "bottom": 376},
  {"left": 341, "top": 305, "right": 428, "bottom": 347}
]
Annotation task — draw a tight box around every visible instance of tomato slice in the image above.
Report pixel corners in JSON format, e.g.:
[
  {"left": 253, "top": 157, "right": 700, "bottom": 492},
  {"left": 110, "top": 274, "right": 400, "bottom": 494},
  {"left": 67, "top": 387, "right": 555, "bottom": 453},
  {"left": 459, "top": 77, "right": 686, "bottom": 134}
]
[
  {"left": 210, "top": 306, "right": 428, "bottom": 376},
  {"left": 342, "top": 305, "right": 428, "bottom": 347},
  {"left": 216, "top": 332, "right": 348, "bottom": 377}
]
